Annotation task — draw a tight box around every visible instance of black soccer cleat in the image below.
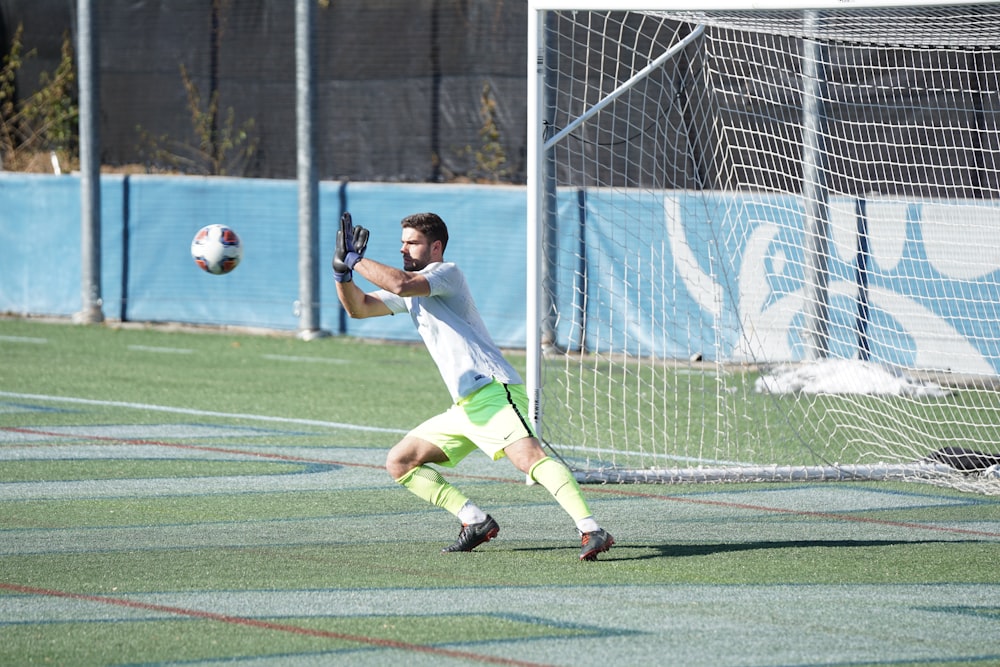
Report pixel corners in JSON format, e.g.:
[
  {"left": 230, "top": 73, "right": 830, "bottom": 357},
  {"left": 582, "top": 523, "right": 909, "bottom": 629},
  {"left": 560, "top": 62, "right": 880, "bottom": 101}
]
[
  {"left": 442, "top": 515, "right": 500, "bottom": 553},
  {"left": 579, "top": 528, "right": 615, "bottom": 561}
]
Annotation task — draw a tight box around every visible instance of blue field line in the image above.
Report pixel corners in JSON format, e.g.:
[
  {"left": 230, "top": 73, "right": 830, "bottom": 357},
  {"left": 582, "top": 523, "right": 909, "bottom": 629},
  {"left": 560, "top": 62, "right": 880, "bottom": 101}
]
[
  {"left": 0, "top": 609, "right": 634, "bottom": 647},
  {"left": 6, "top": 582, "right": 1000, "bottom": 667},
  {"left": 0, "top": 391, "right": 407, "bottom": 435},
  {"left": 677, "top": 482, "right": 1000, "bottom": 510},
  {"left": 0, "top": 401, "right": 72, "bottom": 414},
  {"left": 0, "top": 477, "right": 402, "bottom": 505},
  {"left": 0, "top": 604, "right": 632, "bottom": 667}
]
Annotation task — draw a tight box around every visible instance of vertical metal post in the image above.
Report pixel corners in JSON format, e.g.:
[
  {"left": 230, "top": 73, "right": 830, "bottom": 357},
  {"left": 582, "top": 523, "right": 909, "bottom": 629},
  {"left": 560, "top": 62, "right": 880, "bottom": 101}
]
[
  {"left": 295, "top": 0, "right": 324, "bottom": 340},
  {"left": 526, "top": 7, "right": 545, "bottom": 431},
  {"left": 854, "top": 197, "right": 871, "bottom": 361},
  {"left": 75, "top": 0, "right": 103, "bottom": 323},
  {"left": 541, "top": 11, "right": 559, "bottom": 354},
  {"left": 337, "top": 182, "right": 349, "bottom": 335},
  {"left": 430, "top": 0, "right": 443, "bottom": 182},
  {"left": 573, "top": 188, "right": 588, "bottom": 352},
  {"left": 801, "top": 11, "right": 830, "bottom": 359}
]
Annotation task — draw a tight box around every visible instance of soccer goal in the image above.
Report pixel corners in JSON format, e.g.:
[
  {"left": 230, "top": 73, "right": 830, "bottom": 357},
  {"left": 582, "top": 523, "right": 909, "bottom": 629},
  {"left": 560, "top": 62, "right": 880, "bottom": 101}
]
[{"left": 526, "top": 0, "right": 1000, "bottom": 494}]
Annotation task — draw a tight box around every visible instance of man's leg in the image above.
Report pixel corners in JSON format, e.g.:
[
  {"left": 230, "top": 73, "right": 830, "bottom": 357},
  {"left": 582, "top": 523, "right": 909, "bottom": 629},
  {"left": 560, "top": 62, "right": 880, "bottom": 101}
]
[
  {"left": 387, "top": 435, "right": 498, "bottom": 552},
  {"left": 387, "top": 435, "right": 468, "bottom": 516},
  {"left": 505, "top": 438, "right": 596, "bottom": 530},
  {"left": 506, "top": 438, "right": 615, "bottom": 560}
]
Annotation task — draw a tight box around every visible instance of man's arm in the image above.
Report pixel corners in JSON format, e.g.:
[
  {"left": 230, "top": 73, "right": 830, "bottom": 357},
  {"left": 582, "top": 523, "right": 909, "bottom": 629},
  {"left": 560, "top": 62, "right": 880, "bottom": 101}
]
[
  {"left": 335, "top": 278, "right": 393, "bottom": 319},
  {"left": 334, "top": 256, "right": 427, "bottom": 319},
  {"left": 353, "top": 257, "right": 430, "bottom": 298},
  {"left": 331, "top": 212, "right": 393, "bottom": 319},
  {"left": 330, "top": 212, "right": 430, "bottom": 317}
]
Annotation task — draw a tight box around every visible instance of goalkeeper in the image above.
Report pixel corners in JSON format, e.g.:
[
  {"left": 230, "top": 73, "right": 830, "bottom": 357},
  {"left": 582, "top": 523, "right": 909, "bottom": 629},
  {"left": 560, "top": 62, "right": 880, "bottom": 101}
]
[{"left": 332, "top": 211, "right": 614, "bottom": 561}]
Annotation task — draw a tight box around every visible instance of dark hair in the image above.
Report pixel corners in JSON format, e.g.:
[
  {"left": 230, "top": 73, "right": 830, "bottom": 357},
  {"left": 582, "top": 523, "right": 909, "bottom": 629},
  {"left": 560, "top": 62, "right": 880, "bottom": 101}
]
[{"left": 401, "top": 212, "right": 449, "bottom": 253}]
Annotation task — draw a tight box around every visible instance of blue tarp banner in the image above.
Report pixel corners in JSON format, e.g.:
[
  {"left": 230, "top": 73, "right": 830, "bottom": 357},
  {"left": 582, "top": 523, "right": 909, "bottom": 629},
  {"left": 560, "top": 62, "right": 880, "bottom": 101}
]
[{"left": 2, "top": 173, "right": 998, "bottom": 374}]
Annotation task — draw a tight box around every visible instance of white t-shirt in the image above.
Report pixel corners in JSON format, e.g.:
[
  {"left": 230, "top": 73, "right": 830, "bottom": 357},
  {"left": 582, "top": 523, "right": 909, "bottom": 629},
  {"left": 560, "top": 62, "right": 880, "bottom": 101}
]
[{"left": 374, "top": 262, "right": 522, "bottom": 401}]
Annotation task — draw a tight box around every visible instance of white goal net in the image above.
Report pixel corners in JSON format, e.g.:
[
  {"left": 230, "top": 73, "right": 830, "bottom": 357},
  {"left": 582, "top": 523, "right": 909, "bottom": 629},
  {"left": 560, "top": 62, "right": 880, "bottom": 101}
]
[{"left": 526, "top": 1, "right": 1000, "bottom": 494}]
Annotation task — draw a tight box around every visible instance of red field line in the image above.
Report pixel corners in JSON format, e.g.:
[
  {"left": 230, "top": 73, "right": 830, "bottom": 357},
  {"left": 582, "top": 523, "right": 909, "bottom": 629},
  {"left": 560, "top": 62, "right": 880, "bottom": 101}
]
[
  {"left": 0, "top": 582, "right": 555, "bottom": 667},
  {"left": 1, "top": 426, "right": 385, "bottom": 471}
]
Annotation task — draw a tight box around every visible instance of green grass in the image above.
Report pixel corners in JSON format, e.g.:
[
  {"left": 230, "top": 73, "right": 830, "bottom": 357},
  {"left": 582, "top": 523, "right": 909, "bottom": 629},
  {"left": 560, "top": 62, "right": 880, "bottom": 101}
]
[
  {"left": 1, "top": 317, "right": 999, "bottom": 666},
  {"left": 5, "top": 538, "right": 998, "bottom": 592},
  {"left": 0, "top": 318, "right": 446, "bottom": 427}
]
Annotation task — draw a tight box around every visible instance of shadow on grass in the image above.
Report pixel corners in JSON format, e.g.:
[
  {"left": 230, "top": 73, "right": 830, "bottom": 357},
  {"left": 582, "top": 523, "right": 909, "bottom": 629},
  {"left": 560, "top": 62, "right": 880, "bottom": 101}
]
[
  {"left": 511, "top": 538, "right": 977, "bottom": 561},
  {"left": 614, "top": 538, "right": 977, "bottom": 561}
]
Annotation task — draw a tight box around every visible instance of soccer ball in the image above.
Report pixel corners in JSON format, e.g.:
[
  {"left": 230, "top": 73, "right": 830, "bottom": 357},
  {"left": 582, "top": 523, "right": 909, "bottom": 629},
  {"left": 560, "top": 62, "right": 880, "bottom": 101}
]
[{"left": 191, "top": 224, "right": 243, "bottom": 275}]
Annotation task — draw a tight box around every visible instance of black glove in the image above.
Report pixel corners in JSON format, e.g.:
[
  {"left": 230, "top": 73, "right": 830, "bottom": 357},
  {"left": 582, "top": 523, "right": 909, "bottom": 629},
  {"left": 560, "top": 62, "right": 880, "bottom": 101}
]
[
  {"left": 333, "top": 212, "right": 369, "bottom": 282},
  {"left": 353, "top": 224, "right": 370, "bottom": 261}
]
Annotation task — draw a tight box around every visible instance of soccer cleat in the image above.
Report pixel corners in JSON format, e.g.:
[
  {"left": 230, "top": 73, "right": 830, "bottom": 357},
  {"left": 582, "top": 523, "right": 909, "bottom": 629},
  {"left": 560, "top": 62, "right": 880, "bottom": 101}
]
[
  {"left": 441, "top": 515, "right": 500, "bottom": 553},
  {"left": 579, "top": 528, "right": 615, "bottom": 561}
]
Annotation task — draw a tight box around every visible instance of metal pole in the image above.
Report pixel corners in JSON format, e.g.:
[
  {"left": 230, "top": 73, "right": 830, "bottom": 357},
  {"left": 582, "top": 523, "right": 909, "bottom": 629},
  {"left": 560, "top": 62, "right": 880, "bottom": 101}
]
[
  {"left": 75, "top": 0, "right": 103, "bottom": 324},
  {"left": 295, "top": 0, "right": 324, "bottom": 340},
  {"left": 854, "top": 197, "right": 872, "bottom": 361},
  {"left": 526, "top": 7, "right": 544, "bottom": 432},
  {"left": 801, "top": 11, "right": 830, "bottom": 359},
  {"left": 541, "top": 11, "right": 559, "bottom": 353}
]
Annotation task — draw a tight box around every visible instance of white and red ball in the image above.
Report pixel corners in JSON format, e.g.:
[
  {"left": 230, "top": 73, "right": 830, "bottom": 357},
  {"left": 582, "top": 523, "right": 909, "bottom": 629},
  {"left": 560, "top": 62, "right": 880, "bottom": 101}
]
[{"left": 191, "top": 224, "right": 243, "bottom": 275}]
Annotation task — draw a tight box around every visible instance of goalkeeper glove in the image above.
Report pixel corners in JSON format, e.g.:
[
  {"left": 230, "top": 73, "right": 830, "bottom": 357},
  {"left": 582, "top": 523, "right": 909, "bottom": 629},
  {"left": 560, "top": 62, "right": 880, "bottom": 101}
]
[{"left": 333, "top": 212, "right": 369, "bottom": 282}]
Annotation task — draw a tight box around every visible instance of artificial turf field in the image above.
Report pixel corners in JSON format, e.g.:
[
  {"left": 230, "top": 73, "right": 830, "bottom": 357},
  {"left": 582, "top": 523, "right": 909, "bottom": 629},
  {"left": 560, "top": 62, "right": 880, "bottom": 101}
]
[{"left": 2, "top": 316, "right": 999, "bottom": 666}]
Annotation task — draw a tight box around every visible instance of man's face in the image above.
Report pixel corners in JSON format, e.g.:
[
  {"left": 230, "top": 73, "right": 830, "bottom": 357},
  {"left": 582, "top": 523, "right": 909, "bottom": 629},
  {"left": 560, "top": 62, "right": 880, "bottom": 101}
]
[{"left": 400, "top": 227, "right": 435, "bottom": 271}]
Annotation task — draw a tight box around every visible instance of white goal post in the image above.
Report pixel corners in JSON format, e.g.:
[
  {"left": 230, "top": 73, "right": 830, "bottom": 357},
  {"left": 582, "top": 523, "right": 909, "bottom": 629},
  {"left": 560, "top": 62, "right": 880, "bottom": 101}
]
[{"left": 526, "top": 0, "right": 1000, "bottom": 494}]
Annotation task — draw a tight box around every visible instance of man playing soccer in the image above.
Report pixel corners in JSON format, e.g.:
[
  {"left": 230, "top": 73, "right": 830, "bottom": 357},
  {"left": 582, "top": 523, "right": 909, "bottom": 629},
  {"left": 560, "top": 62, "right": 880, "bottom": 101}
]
[{"left": 332, "top": 211, "right": 614, "bottom": 560}]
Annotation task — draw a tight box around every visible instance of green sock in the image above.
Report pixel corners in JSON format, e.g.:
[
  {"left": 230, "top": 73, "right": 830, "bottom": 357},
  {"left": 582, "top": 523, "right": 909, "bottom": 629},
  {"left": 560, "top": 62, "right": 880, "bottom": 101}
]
[
  {"left": 528, "top": 456, "right": 593, "bottom": 523},
  {"left": 395, "top": 465, "right": 469, "bottom": 517}
]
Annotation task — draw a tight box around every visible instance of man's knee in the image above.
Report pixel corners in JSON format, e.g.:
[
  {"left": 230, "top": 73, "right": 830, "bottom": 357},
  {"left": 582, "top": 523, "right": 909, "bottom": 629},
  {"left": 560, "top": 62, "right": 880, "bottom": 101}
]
[
  {"left": 503, "top": 437, "right": 546, "bottom": 473},
  {"left": 385, "top": 441, "right": 413, "bottom": 480},
  {"left": 386, "top": 436, "right": 447, "bottom": 479}
]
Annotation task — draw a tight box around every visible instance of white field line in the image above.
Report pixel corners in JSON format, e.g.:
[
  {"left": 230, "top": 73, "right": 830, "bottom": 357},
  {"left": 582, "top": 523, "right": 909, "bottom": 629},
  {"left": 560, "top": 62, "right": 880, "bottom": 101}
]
[
  {"left": 123, "top": 349, "right": 348, "bottom": 363},
  {"left": 260, "top": 354, "right": 350, "bottom": 364},
  {"left": 0, "top": 335, "right": 48, "bottom": 344},
  {"left": 0, "top": 391, "right": 406, "bottom": 435},
  {"left": 128, "top": 345, "right": 194, "bottom": 354}
]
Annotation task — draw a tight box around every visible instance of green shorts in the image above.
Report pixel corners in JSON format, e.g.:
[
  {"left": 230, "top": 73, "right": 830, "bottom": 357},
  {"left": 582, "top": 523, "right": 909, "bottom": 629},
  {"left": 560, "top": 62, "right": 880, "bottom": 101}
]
[{"left": 409, "top": 380, "right": 537, "bottom": 467}]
